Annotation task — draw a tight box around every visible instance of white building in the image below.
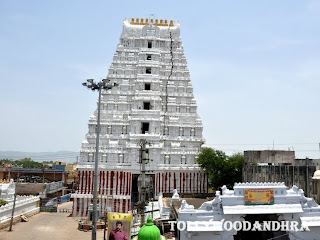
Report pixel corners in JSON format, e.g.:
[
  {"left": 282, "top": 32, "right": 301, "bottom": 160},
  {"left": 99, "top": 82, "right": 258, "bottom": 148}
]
[
  {"left": 177, "top": 182, "right": 320, "bottom": 240},
  {"left": 72, "top": 17, "right": 207, "bottom": 217},
  {"left": 0, "top": 179, "right": 40, "bottom": 224},
  {"left": 0, "top": 179, "right": 15, "bottom": 201}
]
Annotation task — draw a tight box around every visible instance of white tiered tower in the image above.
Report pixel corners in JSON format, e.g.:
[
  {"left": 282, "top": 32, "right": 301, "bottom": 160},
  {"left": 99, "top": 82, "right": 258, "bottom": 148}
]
[{"left": 72, "top": 18, "right": 207, "bottom": 217}]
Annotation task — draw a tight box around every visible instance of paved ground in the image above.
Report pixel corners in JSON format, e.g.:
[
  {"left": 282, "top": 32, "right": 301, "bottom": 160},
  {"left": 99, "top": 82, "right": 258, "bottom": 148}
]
[{"left": 0, "top": 202, "right": 105, "bottom": 240}]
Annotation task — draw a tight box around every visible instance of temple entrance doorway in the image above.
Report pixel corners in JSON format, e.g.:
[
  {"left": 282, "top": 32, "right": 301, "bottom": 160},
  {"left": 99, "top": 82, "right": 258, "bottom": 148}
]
[
  {"left": 234, "top": 214, "right": 290, "bottom": 240},
  {"left": 131, "top": 174, "right": 139, "bottom": 204},
  {"left": 131, "top": 174, "right": 155, "bottom": 206}
]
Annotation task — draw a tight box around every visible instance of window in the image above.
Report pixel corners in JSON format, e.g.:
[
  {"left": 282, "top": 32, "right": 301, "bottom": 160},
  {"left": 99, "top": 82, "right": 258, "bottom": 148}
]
[
  {"left": 179, "top": 127, "right": 184, "bottom": 136},
  {"left": 119, "top": 154, "right": 124, "bottom": 163},
  {"left": 145, "top": 83, "right": 151, "bottom": 90},
  {"left": 142, "top": 122, "right": 149, "bottom": 134},
  {"left": 181, "top": 155, "right": 186, "bottom": 164},
  {"left": 146, "top": 67, "right": 151, "bottom": 74},
  {"left": 165, "top": 155, "right": 170, "bottom": 164},
  {"left": 148, "top": 41, "right": 152, "bottom": 48},
  {"left": 147, "top": 54, "right": 152, "bottom": 60},
  {"left": 143, "top": 102, "right": 150, "bottom": 110}
]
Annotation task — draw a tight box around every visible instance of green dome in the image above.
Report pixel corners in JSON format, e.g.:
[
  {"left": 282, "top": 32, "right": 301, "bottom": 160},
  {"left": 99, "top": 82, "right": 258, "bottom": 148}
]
[{"left": 137, "top": 217, "right": 161, "bottom": 240}]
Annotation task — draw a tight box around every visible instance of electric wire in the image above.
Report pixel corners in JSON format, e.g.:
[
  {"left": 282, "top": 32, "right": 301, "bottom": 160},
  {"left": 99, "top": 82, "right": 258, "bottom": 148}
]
[
  {"left": 0, "top": 142, "right": 318, "bottom": 161},
  {"left": 266, "top": 233, "right": 290, "bottom": 240}
]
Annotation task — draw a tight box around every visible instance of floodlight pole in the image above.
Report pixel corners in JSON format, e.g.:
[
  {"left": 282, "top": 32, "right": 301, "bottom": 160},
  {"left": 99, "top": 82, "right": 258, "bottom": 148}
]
[
  {"left": 82, "top": 79, "right": 118, "bottom": 240},
  {"left": 92, "top": 84, "right": 101, "bottom": 240},
  {"left": 139, "top": 139, "right": 148, "bottom": 226}
]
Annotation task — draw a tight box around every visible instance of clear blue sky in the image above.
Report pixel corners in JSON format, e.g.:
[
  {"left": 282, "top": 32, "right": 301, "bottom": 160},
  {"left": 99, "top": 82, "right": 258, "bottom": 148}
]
[{"left": 1, "top": 1, "right": 319, "bottom": 158}]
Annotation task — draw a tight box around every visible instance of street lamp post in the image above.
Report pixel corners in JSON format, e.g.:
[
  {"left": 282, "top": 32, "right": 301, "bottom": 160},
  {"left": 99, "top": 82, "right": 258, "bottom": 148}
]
[
  {"left": 82, "top": 78, "right": 118, "bottom": 240},
  {"left": 8, "top": 190, "right": 17, "bottom": 231}
]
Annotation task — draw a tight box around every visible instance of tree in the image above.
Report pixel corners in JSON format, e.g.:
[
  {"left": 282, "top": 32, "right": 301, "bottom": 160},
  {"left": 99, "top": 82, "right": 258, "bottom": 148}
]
[
  {"left": 197, "top": 147, "right": 243, "bottom": 190},
  {"left": 1, "top": 158, "right": 44, "bottom": 168},
  {"left": 223, "top": 152, "right": 243, "bottom": 188},
  {"left": 18, "top": 158, "right": 43, "bottom": 168}
]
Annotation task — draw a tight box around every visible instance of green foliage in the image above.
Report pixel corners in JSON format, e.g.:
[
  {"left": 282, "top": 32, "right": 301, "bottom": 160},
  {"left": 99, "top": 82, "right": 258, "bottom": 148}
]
[
  {"left": 42, "top": 161, "right": 53, "bottom": 164},
  {"left": 0, "top": 199, "right": 8, "bottom": 207},
  {"left": 18, "top": 158, "right": 43, "bottom": 168},
  {"left": 197, "top": 148, "right": 243, "bottom": 190},
  {"left": 224, "top": 152, "right": 243, "bottom": 187},
  {"left": 0, "top": 158, "right": 44, "bottom": 168},
  {"left": 0, "top": 159, "right": 14, "bottom": 167},
  {"left": 42, "top": 161, "right": 54, "bottom": 168}
]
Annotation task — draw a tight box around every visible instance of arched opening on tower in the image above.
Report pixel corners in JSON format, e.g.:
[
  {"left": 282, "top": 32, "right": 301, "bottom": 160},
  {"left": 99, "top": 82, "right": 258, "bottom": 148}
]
[{"left": 131, "top": 174, "right": 139, "bottom": 204}]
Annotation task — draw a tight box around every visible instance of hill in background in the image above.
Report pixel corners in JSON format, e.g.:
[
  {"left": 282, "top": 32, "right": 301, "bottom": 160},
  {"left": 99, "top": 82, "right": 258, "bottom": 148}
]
[{"left": 0, "top": 151, "right": 79, "bottom": 164}]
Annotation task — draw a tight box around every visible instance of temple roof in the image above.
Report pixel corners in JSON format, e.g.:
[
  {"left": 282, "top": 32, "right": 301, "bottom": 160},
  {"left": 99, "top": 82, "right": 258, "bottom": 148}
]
[{"left": 128, "top": 17, "right": 177, "bottom": 27}]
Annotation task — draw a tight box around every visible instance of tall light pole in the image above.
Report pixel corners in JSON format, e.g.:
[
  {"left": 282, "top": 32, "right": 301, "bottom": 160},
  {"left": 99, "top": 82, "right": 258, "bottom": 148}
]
[{"left": 82, "top": 78, "right": 118, "bottom": 240}]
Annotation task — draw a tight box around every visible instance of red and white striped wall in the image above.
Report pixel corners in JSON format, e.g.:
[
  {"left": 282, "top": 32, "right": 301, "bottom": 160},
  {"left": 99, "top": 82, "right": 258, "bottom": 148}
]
[
  {"left": 155, "top": 171, "right": 208, "bottom": 196},
  {"left": 72, "top": 195, "right": 131, "bottom": 217},
  {"left": 77, "top": 170, "right": 132, "bottom": 196},
  {"left": 72, "top": 170, "right": 132, "bottom": 217},
  {"left": 72, "top": 170, "right": 208, "bottom": 217}
]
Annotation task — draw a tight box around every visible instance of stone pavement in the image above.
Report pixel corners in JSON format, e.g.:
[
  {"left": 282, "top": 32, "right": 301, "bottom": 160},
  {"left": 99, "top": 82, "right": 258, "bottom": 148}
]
[{"left": 0, "top": 201, "right": 105, "bottom": 240}]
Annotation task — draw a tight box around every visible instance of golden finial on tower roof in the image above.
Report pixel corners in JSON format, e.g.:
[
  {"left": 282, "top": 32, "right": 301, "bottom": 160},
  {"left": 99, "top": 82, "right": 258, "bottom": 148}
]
[{"left": 129, "top": 17, "right": 174, "bottom": 26}]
